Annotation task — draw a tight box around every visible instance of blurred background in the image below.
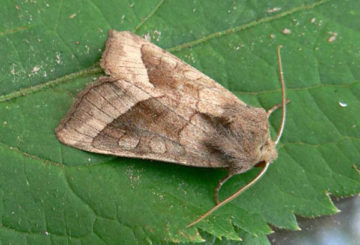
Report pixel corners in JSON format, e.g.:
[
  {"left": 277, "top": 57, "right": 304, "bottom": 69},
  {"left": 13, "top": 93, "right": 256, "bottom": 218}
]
[{"left": 269, "top": 196, "right": 360, "bottom": 245}]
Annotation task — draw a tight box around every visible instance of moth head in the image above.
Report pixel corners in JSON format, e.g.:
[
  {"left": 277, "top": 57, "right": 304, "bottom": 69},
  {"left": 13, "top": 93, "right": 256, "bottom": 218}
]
[{"left": 258, "top": 137, "right": 277, "bottom": 164}]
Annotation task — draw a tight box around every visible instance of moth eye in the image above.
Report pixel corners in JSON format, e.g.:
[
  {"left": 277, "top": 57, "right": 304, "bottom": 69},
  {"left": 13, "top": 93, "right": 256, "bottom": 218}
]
[{"left": 259, "top": 142, "right": 267, "bottom": 151}]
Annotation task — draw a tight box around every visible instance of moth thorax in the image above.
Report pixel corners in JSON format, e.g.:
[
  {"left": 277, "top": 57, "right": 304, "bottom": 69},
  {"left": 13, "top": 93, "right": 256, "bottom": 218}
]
[{"left": 206, "top": 105, "right": 276, "bottom": 173}]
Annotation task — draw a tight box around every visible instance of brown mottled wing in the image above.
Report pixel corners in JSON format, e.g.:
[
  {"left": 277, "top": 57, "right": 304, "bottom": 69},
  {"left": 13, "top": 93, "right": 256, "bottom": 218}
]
[{"left": 55, "top": 30, "right": 246, "bottom": 168}]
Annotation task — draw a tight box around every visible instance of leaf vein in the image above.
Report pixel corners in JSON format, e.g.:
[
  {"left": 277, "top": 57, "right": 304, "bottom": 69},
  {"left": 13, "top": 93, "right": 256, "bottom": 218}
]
[
  {"left": 0, "top": 141, "right": 62, "bottom": 167},
  {"left": 88, "top": 0, "right": 113, "bottom": 29},
  {"left": 0, "top": 65, "right": 102, "bottom": 103},
  {"left": 134, "top": 0, "right": 165, "bottom": 32},
  {"left": 168, "top": 0, "right": 331, "bottom": 52},
  {"left": 0, "top": 25, "right": 29, "bottom": 38}
]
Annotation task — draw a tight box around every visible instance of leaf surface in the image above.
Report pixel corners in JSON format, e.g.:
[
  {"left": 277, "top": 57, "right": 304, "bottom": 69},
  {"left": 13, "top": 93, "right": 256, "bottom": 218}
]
[{"left": 0, "top": 0, "right": 359, "bottom": 244}]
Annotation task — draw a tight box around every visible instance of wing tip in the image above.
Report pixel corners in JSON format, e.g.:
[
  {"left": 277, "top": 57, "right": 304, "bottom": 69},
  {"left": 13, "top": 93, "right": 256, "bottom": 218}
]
[
  {"left": 54, "top": 124, "right": 74, "bottom": 147},
  {"left": 54, "top": 76, "right": 113, "bottom": 146}
]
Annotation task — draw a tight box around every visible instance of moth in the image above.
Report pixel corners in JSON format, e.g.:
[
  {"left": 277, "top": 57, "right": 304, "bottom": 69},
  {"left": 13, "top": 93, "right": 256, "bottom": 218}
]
[{"left": 55, "top": 30, "right": 287, "bottom": 227}]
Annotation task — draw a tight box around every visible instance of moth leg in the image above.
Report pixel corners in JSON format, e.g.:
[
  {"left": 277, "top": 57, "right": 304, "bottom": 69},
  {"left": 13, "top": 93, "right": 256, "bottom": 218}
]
[
  {"left": 267, "top": 99, "right": 290, "bottom": 118},
  {"left": 214, "top": 172, "right": 235, "bottom": 204}
]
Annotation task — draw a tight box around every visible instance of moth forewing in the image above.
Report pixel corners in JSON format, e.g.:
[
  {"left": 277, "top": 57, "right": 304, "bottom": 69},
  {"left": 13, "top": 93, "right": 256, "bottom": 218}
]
[{"left": 55, "top": 30, "right": 286, "bottom": 227}]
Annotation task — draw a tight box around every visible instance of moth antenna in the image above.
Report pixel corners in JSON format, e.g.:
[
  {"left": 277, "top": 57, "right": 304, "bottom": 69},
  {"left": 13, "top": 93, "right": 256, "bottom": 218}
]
[
  {"left": 186, "top": 162, "right": 270, "bottom": 228},
  {"left": 275, "top": 45, "right": 286, "bottom": 145}
]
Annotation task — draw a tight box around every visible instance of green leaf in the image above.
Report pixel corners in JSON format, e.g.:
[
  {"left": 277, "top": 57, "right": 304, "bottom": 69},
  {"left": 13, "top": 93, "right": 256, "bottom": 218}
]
[{"left": 1, "top": 0, "right": 359, "bottom": 244}]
